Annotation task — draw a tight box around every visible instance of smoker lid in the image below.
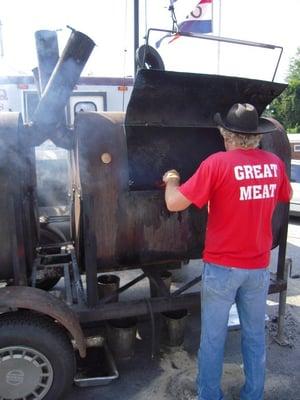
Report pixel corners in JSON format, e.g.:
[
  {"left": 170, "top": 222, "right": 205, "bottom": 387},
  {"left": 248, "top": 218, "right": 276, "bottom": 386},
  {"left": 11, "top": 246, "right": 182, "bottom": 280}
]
[{"left": 125, "top": 69, "right": 287, "bottom": 128}]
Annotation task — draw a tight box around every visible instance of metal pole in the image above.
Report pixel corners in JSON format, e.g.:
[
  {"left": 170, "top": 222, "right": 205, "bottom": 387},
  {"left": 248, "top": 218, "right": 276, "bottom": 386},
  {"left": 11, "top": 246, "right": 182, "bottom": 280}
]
[
  {"left": 275, "top": 205, "right": 290, "bottom": 345},
  {"left": 134, "top": 0, "right": 139, "bottom": 76},
  {"left": 217, "top": 0, "right": 222, "bottom": 74},
  {"left": 0, "top": 20, "right": 4, "bottom": 58},
  {"left": 276, "top": 271, "right": 288, "bottom": 345},
  {"left": 272, "top": 47, "right": 283, "bottom": 82},
  {"left": 146, "top": 28, "right": 281, "bottom": 50}
]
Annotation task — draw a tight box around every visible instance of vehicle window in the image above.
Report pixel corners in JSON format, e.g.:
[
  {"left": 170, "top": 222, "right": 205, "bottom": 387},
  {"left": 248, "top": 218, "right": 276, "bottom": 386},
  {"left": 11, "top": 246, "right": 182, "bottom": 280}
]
[
  {"left": 74, "top": 101, "right": 97, "bottom": 114},
  {"left": 291, "top": 163, "right": 300, "bottom": 183}
]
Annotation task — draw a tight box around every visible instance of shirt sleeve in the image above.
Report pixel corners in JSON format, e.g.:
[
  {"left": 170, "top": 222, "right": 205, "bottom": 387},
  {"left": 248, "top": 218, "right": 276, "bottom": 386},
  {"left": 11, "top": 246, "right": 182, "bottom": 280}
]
[
  {"left": 277, "top": 160, "right": 292, "bottom": 202},
  {"left": 178, "top": 157, "right": 216, "bottom": 208}
]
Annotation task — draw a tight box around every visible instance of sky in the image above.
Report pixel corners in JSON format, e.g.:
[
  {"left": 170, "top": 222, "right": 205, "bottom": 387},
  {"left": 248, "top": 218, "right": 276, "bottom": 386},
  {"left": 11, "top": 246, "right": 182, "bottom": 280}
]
[{"left": 0, "top": 0, "right": 299, "bottom": 83}]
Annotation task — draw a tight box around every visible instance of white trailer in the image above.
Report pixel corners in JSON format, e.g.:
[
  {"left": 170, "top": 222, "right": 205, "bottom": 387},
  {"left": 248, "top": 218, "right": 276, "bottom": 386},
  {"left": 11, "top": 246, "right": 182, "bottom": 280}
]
[{"left": 0, "top": 75, "right": 134, "bottom": 123}]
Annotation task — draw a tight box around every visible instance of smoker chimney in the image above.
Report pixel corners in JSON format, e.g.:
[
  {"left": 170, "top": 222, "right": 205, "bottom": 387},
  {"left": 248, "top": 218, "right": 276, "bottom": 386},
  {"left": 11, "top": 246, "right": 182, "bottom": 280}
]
[
  {"left": 32, "top": 28, "right": 95, "bottom": 145},
  {"left": 35, "top": 30, "right": 59, "bottom": 94}
]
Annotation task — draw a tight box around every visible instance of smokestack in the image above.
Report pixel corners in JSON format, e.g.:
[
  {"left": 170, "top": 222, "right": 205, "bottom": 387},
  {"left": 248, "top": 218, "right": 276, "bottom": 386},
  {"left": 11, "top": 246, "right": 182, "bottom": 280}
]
[
  {"left": 32, "top": 28, "right": 95, "bottom": 141},
  {"left": 35, "top": 30, "right": 59, "bottom": 93}
]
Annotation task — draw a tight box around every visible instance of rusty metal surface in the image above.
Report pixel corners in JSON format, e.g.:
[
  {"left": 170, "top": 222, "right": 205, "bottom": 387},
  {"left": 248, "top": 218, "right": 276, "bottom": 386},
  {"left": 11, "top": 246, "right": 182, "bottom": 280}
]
[
  {"left": 260, "top": 118, "right": 291, "bottom": 249},
  {"left": 125, "top": 69, "right": 287, "bottom": 128},
  {"left": 263, "top": 120, "right": 291, "bottom": 280},
  {"left": 76, "top": 276, "right": 286, "bottom": 324},
  {"left": 260, "top": 118, "right": 291, "bottom": 170},
  {"left": 0, "top": 112, "right": 38, "bottom": 282},
  {"left": 74, "top": 112, "right": 206, "bottom": 273},
  {"left": 0, "top": 286, "right": 86, "bottom": 358},
  {"left": 74, "top": 112, "right": 128, "bottom": 271},
  {"left": 76, "top": 292, "right": 201, "bottom": 323},
  {"left": 126, "top": 126, "right": 224, "bottom": 190}
]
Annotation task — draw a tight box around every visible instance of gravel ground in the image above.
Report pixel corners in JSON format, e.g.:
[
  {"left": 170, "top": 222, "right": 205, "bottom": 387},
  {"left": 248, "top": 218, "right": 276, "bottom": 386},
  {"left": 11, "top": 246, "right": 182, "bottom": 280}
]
[{"left": 66, "top": 217, "right": 300, "bottom": 400}]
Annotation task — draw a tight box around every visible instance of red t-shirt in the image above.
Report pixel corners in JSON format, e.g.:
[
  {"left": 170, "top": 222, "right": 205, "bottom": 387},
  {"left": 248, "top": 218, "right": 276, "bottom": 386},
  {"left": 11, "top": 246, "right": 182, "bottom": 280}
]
[{"left": 179, "top": 149, "right": 291, "bottom": 268}]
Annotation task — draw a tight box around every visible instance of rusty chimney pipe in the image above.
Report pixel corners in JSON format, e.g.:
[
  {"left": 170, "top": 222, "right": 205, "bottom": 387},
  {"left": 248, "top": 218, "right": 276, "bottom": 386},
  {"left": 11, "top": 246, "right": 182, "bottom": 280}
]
[
  {"left": 33, "top": 28, "right": 95, "bottom": 136},
  {"left": 35, "top": 30, "right": 59, "bottom": 94}
]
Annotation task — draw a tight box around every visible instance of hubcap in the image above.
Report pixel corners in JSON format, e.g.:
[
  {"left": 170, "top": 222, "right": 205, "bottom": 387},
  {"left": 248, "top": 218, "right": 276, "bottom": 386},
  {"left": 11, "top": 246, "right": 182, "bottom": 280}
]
[{"left": 0, "top": 346, "right": 53, "bottom": 399}]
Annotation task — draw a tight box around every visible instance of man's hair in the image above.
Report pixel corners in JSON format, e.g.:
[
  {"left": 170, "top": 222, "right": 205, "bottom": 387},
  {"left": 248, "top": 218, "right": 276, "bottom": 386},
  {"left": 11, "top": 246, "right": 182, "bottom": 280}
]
[{"left": 219, "top": 127, "right": 262, "bottom": 149}]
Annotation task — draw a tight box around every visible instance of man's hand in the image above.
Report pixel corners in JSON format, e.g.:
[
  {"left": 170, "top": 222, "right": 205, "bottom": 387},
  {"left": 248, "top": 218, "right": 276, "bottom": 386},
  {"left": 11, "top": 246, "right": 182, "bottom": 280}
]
[
  {"left": 163, "top": 169, "right": 181, "bottom": 184},
  {"left": 162, "top": 169, "right": 191, "bottom": 212}
]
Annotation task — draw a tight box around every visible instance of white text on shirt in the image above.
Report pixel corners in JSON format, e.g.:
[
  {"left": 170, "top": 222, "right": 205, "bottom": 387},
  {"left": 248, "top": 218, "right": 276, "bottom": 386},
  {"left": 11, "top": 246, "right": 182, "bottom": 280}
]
[{"left": 233, "top": 164, "right": 278, "bottom": 201}]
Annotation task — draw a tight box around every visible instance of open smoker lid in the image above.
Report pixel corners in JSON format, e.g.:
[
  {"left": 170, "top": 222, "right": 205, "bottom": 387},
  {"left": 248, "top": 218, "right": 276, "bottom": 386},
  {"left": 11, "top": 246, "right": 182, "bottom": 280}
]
[{"left": 125, "top": 69, "right": 287, "bottom": 127}]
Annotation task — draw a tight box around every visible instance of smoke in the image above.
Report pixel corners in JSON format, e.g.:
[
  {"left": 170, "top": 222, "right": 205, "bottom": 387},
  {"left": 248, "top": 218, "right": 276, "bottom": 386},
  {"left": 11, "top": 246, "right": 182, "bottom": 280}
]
[{"left": 35, "top": 139, "right": 71, "bottom": 214}]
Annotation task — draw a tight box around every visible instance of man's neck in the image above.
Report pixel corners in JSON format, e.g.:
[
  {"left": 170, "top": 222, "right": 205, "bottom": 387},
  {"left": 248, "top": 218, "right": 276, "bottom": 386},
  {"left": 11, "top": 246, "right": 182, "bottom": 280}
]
[{"left": 226, "top": 144, "right": 255, "bottom": 151}]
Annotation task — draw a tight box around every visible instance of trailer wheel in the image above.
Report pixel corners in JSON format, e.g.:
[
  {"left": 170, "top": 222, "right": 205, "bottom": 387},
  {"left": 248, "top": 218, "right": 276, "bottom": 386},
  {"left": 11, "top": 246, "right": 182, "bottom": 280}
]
[{"left": 0, "top": 312, "right": 75, "bottom": 400}]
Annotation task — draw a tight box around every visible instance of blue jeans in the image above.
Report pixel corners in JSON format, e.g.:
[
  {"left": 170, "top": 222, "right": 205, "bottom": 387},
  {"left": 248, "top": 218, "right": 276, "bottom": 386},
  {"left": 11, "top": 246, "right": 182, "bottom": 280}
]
[{"left": 198, "top": 262, "right": 270, "bottom": 400}]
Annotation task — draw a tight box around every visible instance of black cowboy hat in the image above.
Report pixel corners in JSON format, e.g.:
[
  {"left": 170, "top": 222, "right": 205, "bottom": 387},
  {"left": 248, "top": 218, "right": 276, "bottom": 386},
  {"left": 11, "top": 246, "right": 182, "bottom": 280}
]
[{"left": 214, "top": 103, "right": 276, "bottom": 135}]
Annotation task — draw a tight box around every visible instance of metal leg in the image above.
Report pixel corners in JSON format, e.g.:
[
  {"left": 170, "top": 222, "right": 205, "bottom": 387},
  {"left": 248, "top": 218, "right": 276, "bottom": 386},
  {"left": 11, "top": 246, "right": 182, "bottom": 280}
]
[
  {"left": 276, "top": 289, "right": 288, "bottom": 345},
  {"left": 275, "top": 258, "right": 291, "bottom": 345},
  {"left": 273, "top": 204, "right": 289, "bottom": 345}
]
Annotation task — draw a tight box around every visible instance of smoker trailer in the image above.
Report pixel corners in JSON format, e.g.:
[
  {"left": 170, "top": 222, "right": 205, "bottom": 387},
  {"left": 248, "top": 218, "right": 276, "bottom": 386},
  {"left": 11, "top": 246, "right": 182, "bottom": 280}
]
[{"left": 0, "top": 29, "right": 291, "bottom": 399}]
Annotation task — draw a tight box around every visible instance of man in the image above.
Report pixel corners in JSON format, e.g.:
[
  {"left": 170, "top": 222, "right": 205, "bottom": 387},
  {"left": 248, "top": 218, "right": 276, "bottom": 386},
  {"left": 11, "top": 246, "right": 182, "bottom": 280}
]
[{"left": 163, "top": 103, "right": 292, "bottom": 400}]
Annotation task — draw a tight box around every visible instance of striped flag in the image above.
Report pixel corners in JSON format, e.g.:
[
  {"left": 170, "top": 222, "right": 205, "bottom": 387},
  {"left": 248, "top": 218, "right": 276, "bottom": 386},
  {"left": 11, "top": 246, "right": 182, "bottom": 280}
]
[
  {"left": 179, "top": 0, "right": 213, "bottom": 34},
  {"left": 156, "top": 0, "right": 213, "bottom": 48}
]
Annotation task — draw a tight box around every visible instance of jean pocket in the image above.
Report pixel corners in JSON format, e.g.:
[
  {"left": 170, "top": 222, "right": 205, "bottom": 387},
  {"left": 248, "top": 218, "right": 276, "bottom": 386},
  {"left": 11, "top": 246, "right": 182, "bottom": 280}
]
[
  {"left": 258, "top": 268, "right": 270, "bottom": 290},
  {"left": 244, "top": 268, "right": 270, "bottom": 291},
  {"left": 203, "top": 263, "right": 235, "bottom": 298}
]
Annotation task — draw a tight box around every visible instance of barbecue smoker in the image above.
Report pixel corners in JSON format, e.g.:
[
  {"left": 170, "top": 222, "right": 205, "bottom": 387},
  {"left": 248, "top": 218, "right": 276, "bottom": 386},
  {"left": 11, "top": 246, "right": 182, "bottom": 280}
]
[{"left": 0, "top": 28, "right": 291, "bottom": 399}]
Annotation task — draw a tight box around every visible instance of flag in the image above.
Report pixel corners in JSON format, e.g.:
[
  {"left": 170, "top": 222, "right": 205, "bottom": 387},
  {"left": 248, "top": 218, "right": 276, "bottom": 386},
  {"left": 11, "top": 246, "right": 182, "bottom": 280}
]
[
  {"left": 156, "top": 0, "right": 213, "bottom": 48},
  {"left": 178, "top": 0, "right": 213, "bottom": 34}
]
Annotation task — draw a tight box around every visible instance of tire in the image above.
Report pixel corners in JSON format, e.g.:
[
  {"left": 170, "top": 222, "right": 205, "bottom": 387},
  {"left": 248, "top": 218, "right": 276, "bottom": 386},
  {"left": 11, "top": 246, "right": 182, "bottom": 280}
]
[
  {"left": 0, "top": 311, "right": 75, "bottom": 400},
  {"left": 136, "top": 44, "right": 165, "bottom": 70}
]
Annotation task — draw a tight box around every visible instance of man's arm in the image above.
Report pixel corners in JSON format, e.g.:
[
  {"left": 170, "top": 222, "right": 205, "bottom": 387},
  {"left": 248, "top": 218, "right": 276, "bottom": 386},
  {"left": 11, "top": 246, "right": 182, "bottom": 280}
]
[{"left": 163, "top": 170, "right": 191, "bottom": 212}]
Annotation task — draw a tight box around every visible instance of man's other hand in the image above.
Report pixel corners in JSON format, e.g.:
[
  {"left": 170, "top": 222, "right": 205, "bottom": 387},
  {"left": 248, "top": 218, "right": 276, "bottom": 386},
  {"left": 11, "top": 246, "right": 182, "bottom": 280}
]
[{"left": 163, "top": 169, "right": 180, "bottom": 184}]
